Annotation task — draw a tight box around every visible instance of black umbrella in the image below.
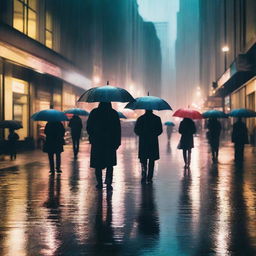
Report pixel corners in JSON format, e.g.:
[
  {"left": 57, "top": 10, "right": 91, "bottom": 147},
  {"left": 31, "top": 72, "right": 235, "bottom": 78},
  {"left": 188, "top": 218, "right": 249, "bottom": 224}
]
[{"left": 0, "top": 120, "right": 23, "bottom": 130}]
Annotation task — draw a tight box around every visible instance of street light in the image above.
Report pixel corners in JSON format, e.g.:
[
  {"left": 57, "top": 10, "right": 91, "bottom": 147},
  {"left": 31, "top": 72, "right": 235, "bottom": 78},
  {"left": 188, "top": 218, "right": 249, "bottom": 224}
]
[
  {"left": 222, "top": 45, "right": 229, "bottom": 70},
  {"left": 93, "top": 76, "right": 101, "bottom": 84}
]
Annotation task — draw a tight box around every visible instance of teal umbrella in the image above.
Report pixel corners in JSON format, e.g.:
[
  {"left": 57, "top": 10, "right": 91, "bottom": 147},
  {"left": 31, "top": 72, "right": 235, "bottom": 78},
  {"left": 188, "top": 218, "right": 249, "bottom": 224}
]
[
  {"left": 31, "top": 109, "right": 68, "bottom": 121},
  {"left": 125, "top": 96, "right": 172, "bottom": 111},
  {"left": 78, "top": 82, "right": 134, "bottom": 103},
  {"left": 228, "top": 108, "right": 256, "bottom": 118},
  {"left": 64, "top": 108, "right": 89, "bottom": 116},
  {"left": 202, "top": 110, "right": 227, "bottom": 118},
  {"left": 164, "top": 121, "right": 175, "bottom": 126}
]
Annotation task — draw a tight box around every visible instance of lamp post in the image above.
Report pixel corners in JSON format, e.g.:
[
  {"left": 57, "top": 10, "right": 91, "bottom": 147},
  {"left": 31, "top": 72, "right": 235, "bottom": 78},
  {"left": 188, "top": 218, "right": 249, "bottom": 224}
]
[{"left": 222, "top": 45, "right": 229, "bottom": 70}]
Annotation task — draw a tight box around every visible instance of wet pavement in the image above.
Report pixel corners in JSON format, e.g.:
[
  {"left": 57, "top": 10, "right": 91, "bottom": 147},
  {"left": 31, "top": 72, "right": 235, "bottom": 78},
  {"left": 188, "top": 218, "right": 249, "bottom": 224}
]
[{"left": 0, "top": 133, "right": 256, "bottom": 256}]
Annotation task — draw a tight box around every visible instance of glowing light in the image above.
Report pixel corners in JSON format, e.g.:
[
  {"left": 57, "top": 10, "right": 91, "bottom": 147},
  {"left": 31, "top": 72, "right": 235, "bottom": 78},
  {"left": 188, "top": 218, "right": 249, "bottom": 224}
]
[
  {"left": 93, "top": 76, "right": 101, "bottom": 84},
  {"left": 222, "top": 46, "right": 229, "bottom": 52}
]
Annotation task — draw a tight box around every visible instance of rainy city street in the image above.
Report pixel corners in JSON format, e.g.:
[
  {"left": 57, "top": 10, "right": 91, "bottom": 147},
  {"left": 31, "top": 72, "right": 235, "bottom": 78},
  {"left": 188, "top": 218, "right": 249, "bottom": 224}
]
[{"left": 0, "top": 133, "right": 256, "bottom": 256}]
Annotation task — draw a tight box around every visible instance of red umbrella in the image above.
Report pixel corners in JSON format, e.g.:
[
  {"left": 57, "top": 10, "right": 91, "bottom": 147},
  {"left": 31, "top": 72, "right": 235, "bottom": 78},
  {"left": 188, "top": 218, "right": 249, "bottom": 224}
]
[{"left": 173, "top": 108, "right": 203, "bottom": 119}]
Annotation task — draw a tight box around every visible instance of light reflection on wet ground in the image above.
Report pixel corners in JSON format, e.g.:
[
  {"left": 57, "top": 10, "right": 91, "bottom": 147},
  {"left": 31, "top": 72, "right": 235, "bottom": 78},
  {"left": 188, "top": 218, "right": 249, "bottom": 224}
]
[{"left": 0, "top": 133, "right": 256, "bottom": 255}]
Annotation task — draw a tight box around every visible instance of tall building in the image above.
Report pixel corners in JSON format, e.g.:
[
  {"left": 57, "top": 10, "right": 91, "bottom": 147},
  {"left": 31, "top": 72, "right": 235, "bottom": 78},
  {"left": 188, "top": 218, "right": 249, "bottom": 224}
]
[
  {"left": 0, "top": 0, "right": 91, "bottom": 147},
  {"left": 199, "top": 0, "right": 256, "bottom": 141},
  {"left": 175, "top": 0, "right": 200, "bottom": 109}
]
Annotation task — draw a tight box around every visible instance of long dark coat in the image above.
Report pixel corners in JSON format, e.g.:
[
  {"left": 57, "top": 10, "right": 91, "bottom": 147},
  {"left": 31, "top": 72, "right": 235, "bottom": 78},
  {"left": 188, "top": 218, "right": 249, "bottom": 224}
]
[
  {"left": 86, "top": 104, "right": 121, "bottom": 169},
  {"left": 178, "top": 118, "right": 196, "bottom": 150},
  {"left": 207, "top": 119, "right": 221, "bottom": 149},
  {"left": 43, "top": 122, "right": 65, "bottom": 153},
  {"left": 134, "top": 112, "right": 162, "bottom": 162},
  {"left": 68, "top": 115, "right": 83, "bottom": 139},
  {"left": 232, "top": 120, "right": 249, "bottom": 145}
]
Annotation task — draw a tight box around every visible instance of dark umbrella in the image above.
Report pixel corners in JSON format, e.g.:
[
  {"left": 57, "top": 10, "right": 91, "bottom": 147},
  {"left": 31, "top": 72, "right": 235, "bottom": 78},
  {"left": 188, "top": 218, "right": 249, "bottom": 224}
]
[
  {"left": 173, "top": 108, "right": 203, "bottom": 119},
  {"left": 118, "top": 112, "right": 127, "bottom": 119},
  {"left": 202, "top": 110, "right": 227, "bottom": 118},
  {"left": 164, "top": 121, "right": 175, "bottom": 126},
  {"left": 31, "top": 109, "right": 69, "bottom": 121},
  {"left": 0, "top": 120, "right": 23, "bottom": 130},
  {"left": 228, "top": 108, "right": 256, "bottom": 118},
  {"left": 125, "top": 96, "right": 172, "bottom": 111},
  {"left": 78, "top": 81, "right": 134, "bottom": 103},
  {"left": 64, "top": 108, "right": 89, "bottom": 116}
]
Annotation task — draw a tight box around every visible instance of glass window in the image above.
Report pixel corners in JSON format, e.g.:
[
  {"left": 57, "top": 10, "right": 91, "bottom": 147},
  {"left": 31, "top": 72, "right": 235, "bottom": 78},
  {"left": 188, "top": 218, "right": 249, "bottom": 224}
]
[
  {"left": 13, "top": 0, "right": 24, "bottom": 32},
  {"left": 13, "top": 0, "right": 38, "bottom": 40},
  {"left": 45, "top": 10, "right": 53, "bottom": 48},
  {"left": 28, "top": 9, "right": 37, "bottom": 39}
]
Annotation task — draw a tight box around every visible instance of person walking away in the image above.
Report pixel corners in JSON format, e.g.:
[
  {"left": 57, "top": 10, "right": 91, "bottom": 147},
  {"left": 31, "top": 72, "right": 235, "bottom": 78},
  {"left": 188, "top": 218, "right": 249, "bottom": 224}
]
[
  {"left": 8, "top": 128, "right": 19, "bottom": 160},
  {"left": 207, "top": 118, "right": 221, "bottom": 162},
  {"left": 134, "top": 110, "right": 163, "bottom": 184},
  {"left": 68, "top": 114, "right": 83, "bottom": 158},
  {"left": 43, "top": 121, "right": 65, "bottom": 174},
  {"left": 178, "top": 118, "right": 196, "bottom": 168},
  {"left": 231, "top": 117, "right": 248, "bottom": 163},
  {"left": 86, "top": 102, "right": 121, "bottom": 190},
  {"left": 166, "top": 125, "right": 173, "bottom": 142}
]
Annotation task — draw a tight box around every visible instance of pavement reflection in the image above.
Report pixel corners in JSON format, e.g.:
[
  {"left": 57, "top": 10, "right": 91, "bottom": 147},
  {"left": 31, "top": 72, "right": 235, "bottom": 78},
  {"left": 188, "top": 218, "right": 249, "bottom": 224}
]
[{"left": 0, "top": 134, "right": 255, "bottom": 255}]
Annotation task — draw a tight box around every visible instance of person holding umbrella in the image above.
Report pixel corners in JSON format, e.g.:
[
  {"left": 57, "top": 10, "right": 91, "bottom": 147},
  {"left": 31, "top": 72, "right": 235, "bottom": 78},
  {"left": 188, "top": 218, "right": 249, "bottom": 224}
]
[
  {"left": 231, "top": 117, "right": 248, "bottom": 163},
  {"left": 31, "top": 109, "right": 68, "bottom": 173},
  {"left": 68, "top": 114, "right": 83, "bottom": 159},
  {"left": 125, "top": 95, "right": 171, "bottom": 183},
  {"left": 86, "top": 102, "right": 121, "bottom": 190},
  {"left": 173, "top": 109, "right": 202, "bottom": 168},
  {"left": 164, "top": 122, "right": 175, "bottom": 142},
  {"left": 207, "top": 118, "right": 221, "bottom": 162},
  {"left": 79, "top": 81, "right": 134, "bottom": 189},
  {"left": 8, "top": 128, "right": 19, "bottom": 160}
]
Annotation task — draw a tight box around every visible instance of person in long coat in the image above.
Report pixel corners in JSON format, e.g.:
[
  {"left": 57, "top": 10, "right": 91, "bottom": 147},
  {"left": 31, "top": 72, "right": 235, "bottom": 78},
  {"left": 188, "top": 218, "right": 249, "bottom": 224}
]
[
  {"left": 207, "top": 118, "right": 221, "bottom": 162},
  {"left": 178, "top": 118, "right": 196, "bottom": 168},
  {"left": 8, "top": 128, "right": 19, "bottom": 160},
  {"left": 86, "top": 102, "right": 121, "bottom": 190},
  {"left": 134, "top": 110, "right": 163, "bottom": 183},
  {"left": 43, "top": 121, "right": 65, "bottom": 173},
  {"left": 231, "top": 117, "right": 248, "bottom": 162},
  {"left": 68, "top": 114, "right": 83, "bottom": 158}
]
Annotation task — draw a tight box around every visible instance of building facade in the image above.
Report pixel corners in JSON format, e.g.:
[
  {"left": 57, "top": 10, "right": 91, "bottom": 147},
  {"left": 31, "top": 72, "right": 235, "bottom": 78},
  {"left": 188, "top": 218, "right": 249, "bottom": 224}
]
[
  {"left": 199, "top": 0, "right": 256, "bottom": 141},
  {"left": 0, "top": 0, "right": 91, "bottom": 148}
]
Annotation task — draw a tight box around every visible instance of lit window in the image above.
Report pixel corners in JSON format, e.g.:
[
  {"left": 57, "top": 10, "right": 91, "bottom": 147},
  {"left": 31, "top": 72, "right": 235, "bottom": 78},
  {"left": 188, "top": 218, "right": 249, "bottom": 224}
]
[
  {"left": 13, "top": 0, "right": 38, "bottom": 40},
  {"left": 45, "top": 11, "right": 53, "bottom": 48}
]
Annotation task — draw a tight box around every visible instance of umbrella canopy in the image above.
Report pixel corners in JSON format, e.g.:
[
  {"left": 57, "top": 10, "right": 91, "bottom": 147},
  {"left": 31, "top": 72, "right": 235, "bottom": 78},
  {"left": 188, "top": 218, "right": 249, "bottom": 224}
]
[
  {"left": 125, "top": 96, "right": 172, "bottom": 111},
  {"left": 78, "top": 82, "right": 134, "bottom": 103},
  {"left": 228, "top": 108, "right": 256, "bottom": 118},
  {"left": 164, "top": 121, "right": 175, "bottom": 126},
  {"left": 0, "top": 120, "right": 23, "bottom": 130},
  {"left": 173, "top": 108, "right": 203, "bottom": 119},
  {"left": 202, "top": 110, "right": 228, "bottom": 118},
  {"left": 31, "top": 109, "right": 69, "bottom": 121},
  {"left": 118, "top": 112, "right": 127, "bottom": 119},
  {"left": 64, "top": 108, "right": 89, "bottom": 116}
]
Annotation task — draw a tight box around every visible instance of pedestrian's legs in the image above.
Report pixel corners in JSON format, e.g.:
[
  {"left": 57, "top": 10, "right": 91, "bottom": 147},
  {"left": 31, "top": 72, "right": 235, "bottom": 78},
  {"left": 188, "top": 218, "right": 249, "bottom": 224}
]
[
  {"left": 76, "top": 137, "right": 80, "bottom": 155},
  {"left": 182, "top": 150, "right": 187, "bottom": 167},
  {"left": 72, "top": 137, "right": 76, "bottom": 157},
  {"left": 147, "top": 159, "right": 155, "bottom": 182},
  {"left": 106, "top": 166, "right": 113, "bottom": 189},
  {"left": 235, "top": 144, "right": 244, "bottom": 162},
  {"left": 187, "top": 149, "right": 191, "bottom": 167},
  {"left": 95, "top": 168, "right": 103, "bottom": 189},
  {"left": 56, "top": 153, "right": 62, "bottom": 172},
  {"left": 141, "top": 160, "right": 147, "bottom": 183},
  {"left": 48, "top": 153, "right": 55, "bottom": 172}
]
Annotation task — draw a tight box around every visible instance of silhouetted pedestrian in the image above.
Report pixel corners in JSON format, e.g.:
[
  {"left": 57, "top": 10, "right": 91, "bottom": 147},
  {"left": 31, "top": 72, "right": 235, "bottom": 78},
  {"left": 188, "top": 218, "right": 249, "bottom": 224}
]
[
  {"left": 134, "top": 110, "right": 162, "bottom": 183},
  {"left": 166, "top": 125, "right": 173, "bottom": 142},
  {"left": 232, "top": 117, "right": 248, "bottom": 163},
  {"left": 86, "top": 102, "right": 121, "bottom": 190},
  {"left": 207, "top": 118, "right": 221, "bottom": 162},
  {"left": 43, "top": 121, "right": 65, "bottom": 174},
  {"left": 8, "top": 128, "right": 19, "bottom": 160},
  {"left": 178, "top": 118, "right": 196, "bottom": 168},
  {"left": 68, "top": 114, "right": 83, "bottom": 158}
]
